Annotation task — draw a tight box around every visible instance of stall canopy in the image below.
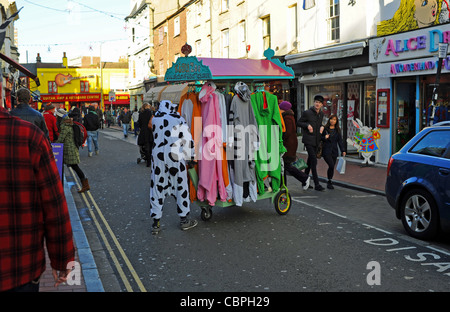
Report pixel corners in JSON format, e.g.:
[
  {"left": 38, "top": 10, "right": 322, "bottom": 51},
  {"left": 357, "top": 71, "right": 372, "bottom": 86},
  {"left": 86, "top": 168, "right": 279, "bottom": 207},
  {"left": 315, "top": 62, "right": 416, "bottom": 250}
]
[
  {"left": 164, "top": 48, "right": 294, "bottom": 82},
  {"left": 143, "top": 85, "right": 167, "bottom": 103},
  {"left": 159, "top": 83, "right": 188, "bottom": 104}
]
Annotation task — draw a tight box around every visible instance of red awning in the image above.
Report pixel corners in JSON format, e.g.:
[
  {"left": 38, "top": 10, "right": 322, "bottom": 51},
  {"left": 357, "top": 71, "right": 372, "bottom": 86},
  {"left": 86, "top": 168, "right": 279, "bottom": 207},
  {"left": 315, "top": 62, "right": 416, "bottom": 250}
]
[
  {"left": 197, "top": 57, "right": 294, "bottom": 80},
  {"left": 0, "top": 52, "right": 40, "bottom": 86}
]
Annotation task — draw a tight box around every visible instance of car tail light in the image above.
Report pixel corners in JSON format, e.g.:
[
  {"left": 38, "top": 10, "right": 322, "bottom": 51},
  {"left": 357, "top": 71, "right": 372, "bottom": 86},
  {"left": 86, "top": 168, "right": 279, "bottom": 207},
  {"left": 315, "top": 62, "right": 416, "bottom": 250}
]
[{"left": 387, "top": 156, "right": 394, "bottom": 176}]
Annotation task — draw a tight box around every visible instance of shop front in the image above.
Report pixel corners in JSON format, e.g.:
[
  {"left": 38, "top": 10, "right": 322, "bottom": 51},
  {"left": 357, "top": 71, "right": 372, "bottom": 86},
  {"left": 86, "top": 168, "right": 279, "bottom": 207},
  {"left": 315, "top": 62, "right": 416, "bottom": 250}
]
[
  {"left": 286, "top": 41, "right": 378, "bottom": 158},
  {"left": 370, "top": 24, "right": 450, "bottom": 160},
  {"left": 40, "top": 93, "right": 102, "bottom": 111}
]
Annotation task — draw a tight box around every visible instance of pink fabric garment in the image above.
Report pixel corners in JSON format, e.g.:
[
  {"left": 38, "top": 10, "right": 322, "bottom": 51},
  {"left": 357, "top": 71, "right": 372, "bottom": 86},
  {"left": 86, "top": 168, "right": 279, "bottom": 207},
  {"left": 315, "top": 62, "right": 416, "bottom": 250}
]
[{"left": 197, "top": 82, "right": 227, "bottom": 206}]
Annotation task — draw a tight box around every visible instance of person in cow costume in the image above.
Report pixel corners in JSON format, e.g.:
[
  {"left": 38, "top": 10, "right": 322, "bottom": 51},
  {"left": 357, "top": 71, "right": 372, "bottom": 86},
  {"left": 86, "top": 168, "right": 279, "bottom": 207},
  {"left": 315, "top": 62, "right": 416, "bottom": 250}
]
[{"left": 149, "top": 100, "right": 197, "bottom": 234}]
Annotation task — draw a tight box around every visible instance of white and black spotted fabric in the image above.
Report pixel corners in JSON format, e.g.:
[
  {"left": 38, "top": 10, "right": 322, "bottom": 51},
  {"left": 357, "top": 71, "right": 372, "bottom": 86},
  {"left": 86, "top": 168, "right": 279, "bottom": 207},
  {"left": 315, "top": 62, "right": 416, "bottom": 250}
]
[{"left": 150, "top": 100, "right": 195, "bottom": 220}]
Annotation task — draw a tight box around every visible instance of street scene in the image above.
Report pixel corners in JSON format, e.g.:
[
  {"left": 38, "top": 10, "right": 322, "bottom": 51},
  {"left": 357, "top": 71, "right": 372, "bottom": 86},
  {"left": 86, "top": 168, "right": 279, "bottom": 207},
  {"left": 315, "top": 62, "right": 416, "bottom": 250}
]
[{"left": 1, "top": 0, "right": 450, "bottom": 301}]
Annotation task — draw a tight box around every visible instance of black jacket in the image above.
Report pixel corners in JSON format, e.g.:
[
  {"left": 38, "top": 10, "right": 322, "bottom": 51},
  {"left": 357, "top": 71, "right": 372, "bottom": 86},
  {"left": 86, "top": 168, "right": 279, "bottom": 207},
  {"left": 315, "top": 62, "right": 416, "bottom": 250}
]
[
  {"left": 10, "top": 104, "right": 49, "bottom": 139},
  {"left": 83, "top": 111, "right": 100, "bottom": 131},
  {"left": 119, "top": 111, "right": 132, "bottom": 124},
  {"left": 322, "top": 127, "right": 346, "bottom": 158},
  {"left": 297, "top": 107, "right": 324, "bottom": 147}
]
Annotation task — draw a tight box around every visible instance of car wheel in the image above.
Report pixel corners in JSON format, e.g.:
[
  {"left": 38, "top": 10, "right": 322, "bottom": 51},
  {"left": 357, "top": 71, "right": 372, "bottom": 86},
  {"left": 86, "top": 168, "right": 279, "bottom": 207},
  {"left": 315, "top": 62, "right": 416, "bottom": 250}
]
[{"left": 400, "top": 189, "right": 439, "bottom": 240}]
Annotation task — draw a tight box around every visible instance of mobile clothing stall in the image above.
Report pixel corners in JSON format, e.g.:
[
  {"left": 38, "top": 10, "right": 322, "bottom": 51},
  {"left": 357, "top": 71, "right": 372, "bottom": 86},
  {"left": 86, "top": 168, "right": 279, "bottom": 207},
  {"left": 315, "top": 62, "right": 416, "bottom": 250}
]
[{"left": 163, "top": 46, "right": 295, "bottom": 221}]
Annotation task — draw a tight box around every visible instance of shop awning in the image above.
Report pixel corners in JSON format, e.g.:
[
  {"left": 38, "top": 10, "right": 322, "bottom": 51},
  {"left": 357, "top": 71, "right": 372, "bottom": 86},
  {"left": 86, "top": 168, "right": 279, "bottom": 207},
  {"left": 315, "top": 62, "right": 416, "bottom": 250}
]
[
  {"left": 143, "top": 85, "right": 168, "bottom": 102},
  {"left": 197, "top": 57, "right": 294, "bottom": 80},
  {"left": 0, "top": 52, "right": 40, "bottom": 86},
  {"left": 159, "top": 83, "right": 188, "bottom": 104}
]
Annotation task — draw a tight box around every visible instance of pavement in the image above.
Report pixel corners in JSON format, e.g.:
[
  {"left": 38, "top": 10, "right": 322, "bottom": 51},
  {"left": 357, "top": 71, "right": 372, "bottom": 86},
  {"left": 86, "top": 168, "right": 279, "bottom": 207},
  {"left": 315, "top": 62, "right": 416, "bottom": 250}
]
[{"left": 39, "top": 126, "right": 387, "bottom": 292}]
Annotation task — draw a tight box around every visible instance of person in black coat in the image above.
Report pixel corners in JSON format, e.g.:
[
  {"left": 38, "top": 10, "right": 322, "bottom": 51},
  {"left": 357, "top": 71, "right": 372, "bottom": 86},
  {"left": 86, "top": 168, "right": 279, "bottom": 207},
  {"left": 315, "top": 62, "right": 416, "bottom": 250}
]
[
  {"left": 322, "top": 114, "right": 346, "bottom": 189},
  {"left": 137, "top": 103, "right": 154, "bottom": 167},
  {"left": 298, "top": 95, "right": 325, "bottom": 191}
]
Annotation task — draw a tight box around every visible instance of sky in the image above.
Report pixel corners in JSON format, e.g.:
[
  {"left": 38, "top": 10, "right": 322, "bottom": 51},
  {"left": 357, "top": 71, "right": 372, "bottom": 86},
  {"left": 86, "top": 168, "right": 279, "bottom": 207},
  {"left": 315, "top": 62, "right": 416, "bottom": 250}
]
[{"left": 15, "top": 0, "right": 131, "bottom": 64}]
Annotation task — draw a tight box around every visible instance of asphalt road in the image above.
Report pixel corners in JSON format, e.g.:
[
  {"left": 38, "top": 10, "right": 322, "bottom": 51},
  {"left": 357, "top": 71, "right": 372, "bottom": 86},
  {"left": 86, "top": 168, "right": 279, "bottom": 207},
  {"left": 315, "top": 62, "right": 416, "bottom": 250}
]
[{"left": 67, "top": 128, "right": 450, "bottom": 293}]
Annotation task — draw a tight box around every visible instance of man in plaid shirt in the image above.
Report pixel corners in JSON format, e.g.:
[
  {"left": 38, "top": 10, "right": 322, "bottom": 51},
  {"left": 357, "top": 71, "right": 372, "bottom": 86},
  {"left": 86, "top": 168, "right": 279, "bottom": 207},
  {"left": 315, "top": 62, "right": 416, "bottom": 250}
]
[{"left": 0, "top": 106, "right": 74, "bottom": 292}]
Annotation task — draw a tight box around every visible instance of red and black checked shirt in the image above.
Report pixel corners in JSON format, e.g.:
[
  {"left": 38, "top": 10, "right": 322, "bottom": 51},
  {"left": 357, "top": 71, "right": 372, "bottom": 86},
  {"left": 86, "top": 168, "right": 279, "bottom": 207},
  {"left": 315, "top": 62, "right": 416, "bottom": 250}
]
[{"left": 0, "top": 107, "right": 74, "bottom": 291}]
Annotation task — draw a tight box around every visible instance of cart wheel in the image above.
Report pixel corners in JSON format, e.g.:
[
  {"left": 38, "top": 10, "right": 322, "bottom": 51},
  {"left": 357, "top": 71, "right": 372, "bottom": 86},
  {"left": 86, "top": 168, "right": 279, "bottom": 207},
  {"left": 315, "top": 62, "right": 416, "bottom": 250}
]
[
  {"left": 137, "top": 158, "right": 141, "bottom": 164},
  {"left": 274, "top": 189, "right": 291, "bottom": 215},
  {"left": 201, "top": 206, "right": 213, "bottom": 221}
]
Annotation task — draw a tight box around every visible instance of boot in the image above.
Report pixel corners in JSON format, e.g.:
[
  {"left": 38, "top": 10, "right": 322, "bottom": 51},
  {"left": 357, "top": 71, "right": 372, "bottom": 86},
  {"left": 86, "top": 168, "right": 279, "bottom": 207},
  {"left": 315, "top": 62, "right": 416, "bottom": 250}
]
[{"left": 78, "top": 178, "right": 90, "bottom": 193}]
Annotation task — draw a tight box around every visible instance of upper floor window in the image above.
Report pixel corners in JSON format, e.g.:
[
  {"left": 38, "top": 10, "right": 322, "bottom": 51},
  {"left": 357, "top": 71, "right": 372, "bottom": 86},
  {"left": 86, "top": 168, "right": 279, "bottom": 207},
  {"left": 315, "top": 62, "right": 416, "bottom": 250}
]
[
  {"left": 48, "top": 81, "right": 57, "bottom": 94},
  {"left": 174, "top": 16, "right": 180, "bottom": 37},
  {"left": 328, "top": 0, "right": 340, "bottom": 41},
  {"left": 262, "top": 15, "right": 271, "bottom": 50},
  {"left": 222, "top": 0, "right": 229, "bottom": 12},
  {"left": 80, "top": 81, "right": 89, "bottom": 93},
  {"left": 195, "top": 1, "right": 201, "bottom": 26},
  {"left": 238, "top": 20, "right": 246, "bottom": 57},
  {"left": 221, "top": 28, "right": 229, "bottom": 58}
]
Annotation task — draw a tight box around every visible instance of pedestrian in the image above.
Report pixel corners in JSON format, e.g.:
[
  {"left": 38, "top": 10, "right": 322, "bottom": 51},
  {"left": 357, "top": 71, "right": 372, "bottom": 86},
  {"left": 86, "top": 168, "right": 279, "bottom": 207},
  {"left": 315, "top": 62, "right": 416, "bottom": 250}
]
[
  {"left": 68, "top": 106, "right": 82, "bottom": 123},
  {"left": 105, "top": 108, "right": 114, "bottom": 128},
  {"left": 149, "top": 100, "right": 197, "bottom": 234},
  {"left": 322, "top": 114, "right": 346, "bottom": 189},
  {"left": 10, "top": 87, "right": 50, "bottom": 141},
  {"left": 118, "top": 107, "right": 132, "bottom": 138},
  {"left": 93, "top": 103, "right": 104, "bottom": 129},
  {"left": 43, "top": 103, "right": 59, "bottom": 142},
  {"left": 279, "top": 101, "right": 311, "bottom": 190},
  {"left": 55, "top": 108, "right": 90, "bottom": 193},
  {"left": 298, "top": 95, "right": 326, "bottom": 191},
  {"left": 0, "top": 106, "right": 74, "bottom": 292},
  {"left": 83, "top": 105, "right": 100, "bottom": 157},
  {"left": 132, "top": 107, "right": 139, "bottom": 137},
  {"left": 137, "top": 103, "right": 153, "bottom": 167}
]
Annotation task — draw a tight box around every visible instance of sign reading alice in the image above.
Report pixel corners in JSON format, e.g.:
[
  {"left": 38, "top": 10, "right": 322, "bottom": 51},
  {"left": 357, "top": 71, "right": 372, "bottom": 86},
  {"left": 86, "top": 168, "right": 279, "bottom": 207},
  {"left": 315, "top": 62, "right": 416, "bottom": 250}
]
[{"left": 165, "top": 56, "right": 212, "bottom": 82}]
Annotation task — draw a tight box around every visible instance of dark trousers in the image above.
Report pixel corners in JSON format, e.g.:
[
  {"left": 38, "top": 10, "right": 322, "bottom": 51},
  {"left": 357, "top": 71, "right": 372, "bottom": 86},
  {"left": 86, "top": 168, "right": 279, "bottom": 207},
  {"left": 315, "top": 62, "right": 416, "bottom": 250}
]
[
  {"left": 304, "top": 144, "right": 320, "bottom": 186},
  {"left": 285, "top": 161, "right": 309, "bottom": 184},
  {"left": 323, "top": 154, "right": 338, "bottom": 180},
  {"left": 68, "top": 164, "right": 86, "bottom": 181}
]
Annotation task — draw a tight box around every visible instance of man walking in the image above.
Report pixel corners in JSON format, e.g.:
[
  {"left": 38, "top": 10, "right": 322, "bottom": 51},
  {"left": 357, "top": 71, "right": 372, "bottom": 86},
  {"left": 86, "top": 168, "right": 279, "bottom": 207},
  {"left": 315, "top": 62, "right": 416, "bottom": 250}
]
[
  {"left": 0, "top": 106, "right": 74, "bottom": 292},
  {"left": 298, "top": 95, "right": 325, "bottom": 191},
  {"left": 43, "top": 103, "right": 59, "bottom": 142},
  {"left": 83, "top": 105, "right": 100, "bottom": 157},
  {"left": 10, "top": 88, "right": 49, "bottom": 141},
  {"left": 118, "top": 107, "right": 132, "bottom": 138}
]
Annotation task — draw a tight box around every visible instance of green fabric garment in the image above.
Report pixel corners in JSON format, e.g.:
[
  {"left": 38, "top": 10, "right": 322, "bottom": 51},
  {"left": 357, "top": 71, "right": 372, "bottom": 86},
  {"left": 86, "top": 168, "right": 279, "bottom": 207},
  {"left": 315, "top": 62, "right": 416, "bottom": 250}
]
[
  {"left": 56, "top": 117, "right": 80, "bottom": 165},
  {"left": 250, "top": 92, "right": 286, "bottom": 195}
]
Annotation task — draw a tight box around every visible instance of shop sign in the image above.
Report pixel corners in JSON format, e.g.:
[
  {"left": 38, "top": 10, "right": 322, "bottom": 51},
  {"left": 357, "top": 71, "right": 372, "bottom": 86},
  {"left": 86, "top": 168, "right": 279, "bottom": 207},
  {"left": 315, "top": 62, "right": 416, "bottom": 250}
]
[
  {"left": 370, "top": 25, "right": 450, "bottom": 64},
  {"left": 377, "top": 56, "right": 450, "bottom": 78},
  {"left": 41, "top": 93, "right": 101, "bottom": 102},
  {"left": 164, "top": 56, "right": 212, "bottom": 81}
]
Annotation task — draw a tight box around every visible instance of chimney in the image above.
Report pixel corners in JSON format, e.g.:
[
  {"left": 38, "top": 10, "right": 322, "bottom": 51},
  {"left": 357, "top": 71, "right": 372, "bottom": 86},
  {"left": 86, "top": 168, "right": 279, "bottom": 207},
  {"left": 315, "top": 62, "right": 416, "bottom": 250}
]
[{"left": 36, "top": 53, "right": 41, "bottom": 63}]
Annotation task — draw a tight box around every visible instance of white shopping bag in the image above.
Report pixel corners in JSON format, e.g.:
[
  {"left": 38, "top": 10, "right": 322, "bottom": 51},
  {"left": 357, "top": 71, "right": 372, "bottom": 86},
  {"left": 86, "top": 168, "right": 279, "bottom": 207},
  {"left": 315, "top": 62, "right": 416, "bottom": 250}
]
[{"left": 336, "top": 156, "right": 346, "bottom": 174}]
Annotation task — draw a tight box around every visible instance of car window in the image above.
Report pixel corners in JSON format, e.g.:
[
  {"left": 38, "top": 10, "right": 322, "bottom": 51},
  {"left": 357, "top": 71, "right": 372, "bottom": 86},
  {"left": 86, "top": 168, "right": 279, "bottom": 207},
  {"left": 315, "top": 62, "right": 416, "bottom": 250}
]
[{"left": 409, "top": 129, "right": 450, "bottom": 158}]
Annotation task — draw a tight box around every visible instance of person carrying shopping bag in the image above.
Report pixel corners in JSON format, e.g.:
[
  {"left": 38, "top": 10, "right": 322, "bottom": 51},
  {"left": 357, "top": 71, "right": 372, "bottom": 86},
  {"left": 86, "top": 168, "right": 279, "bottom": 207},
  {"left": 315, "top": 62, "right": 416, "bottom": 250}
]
[{"left": 321, "top": 114, "right": 346, "bottom": 189}]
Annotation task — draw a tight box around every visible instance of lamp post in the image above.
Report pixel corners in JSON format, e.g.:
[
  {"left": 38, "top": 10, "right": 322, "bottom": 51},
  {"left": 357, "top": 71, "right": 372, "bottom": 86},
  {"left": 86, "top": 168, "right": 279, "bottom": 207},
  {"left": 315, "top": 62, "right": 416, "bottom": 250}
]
[{"left": 429, "top": 42, "right": 449, "bottom": 126}]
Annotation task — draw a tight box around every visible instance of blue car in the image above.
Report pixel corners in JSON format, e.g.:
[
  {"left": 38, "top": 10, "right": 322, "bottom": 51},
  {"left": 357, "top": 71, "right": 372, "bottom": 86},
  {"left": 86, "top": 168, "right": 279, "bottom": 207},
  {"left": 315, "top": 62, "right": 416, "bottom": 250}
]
[{"left": 385, "top": 121, "right": 450, "bottom": 240}]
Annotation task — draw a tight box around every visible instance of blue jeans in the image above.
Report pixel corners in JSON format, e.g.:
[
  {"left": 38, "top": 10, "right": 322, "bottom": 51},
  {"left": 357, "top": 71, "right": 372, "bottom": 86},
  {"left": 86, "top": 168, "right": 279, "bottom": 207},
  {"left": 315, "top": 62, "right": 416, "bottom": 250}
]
[
  {"left": 122, "top": 123, "right": 129, "bottom": 137},
  {"left": 87, "top": 130, "right": 99, "bottom": 153}
]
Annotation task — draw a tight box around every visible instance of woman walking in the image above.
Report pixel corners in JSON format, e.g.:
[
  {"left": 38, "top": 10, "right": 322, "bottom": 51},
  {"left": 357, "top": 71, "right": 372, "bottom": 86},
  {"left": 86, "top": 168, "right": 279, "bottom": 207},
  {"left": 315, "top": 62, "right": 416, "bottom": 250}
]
[
  {"left": 322, "top": 114, "right": 346, "bottom": 189},
  {"left": 55, "top": 108, "right": 90, "bottom": 193}
]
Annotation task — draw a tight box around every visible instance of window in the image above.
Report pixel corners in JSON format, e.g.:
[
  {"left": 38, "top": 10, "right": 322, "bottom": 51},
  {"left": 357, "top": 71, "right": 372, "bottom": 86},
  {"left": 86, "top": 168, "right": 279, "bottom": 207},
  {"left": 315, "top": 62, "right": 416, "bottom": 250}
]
[
  {"left": 222, "top": 0, "right": 229, "bottom": 12},
  {"left": 262, "top": 16, "right": 271, "bottom": 50},
  {"left": 238, "top": 20, "right": 246, "bottom": 57},
  {"left": 328, "top": 0, "right": 340, "bottom": 41},
  {"left": 174, "top": 16, "right": 180, "bottom": 37},
  {"left": 410, "top": 130, "right": 450, "bottom": 158},
  {"left": 159, "top": 59, "right": 164, "bottom": 76},
  {"left": 48, "top": 81, "right": 57, "bottom": 93},
  {"left": 80, "top": 81, "right": 89, "bottom": 93},
  {"left": 288, "top": 5, "right": 298, "bottom": 51},
  {"left": 221, "top": 29, "right": 229, "bottom": 58},
  {"left": 159, "top": 27, "right": 164, "bottom": 45},
  {"left": 195, "top": 39, "right": 202, "bottom": 56},
  {"left": 195, "top": 1, "right": 201, "bottom": 26},
  {"left": 204, "top": 0, "right": 210, "bottom": 20}
]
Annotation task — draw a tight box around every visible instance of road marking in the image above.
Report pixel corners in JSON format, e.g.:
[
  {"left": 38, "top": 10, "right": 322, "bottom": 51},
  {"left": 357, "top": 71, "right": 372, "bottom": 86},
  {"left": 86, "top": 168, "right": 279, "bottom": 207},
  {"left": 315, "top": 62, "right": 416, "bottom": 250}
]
[
  {"left": 292, "top": 197, "right": 347, "bottom": 219},
  {"left": 70, "top": 168, "right": 146, "bottom": 292}
]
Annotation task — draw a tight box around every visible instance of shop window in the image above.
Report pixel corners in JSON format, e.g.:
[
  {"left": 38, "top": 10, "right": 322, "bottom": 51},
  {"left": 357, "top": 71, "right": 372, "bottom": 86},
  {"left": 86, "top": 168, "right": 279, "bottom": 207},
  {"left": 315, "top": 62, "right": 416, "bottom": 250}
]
[
  {"left": 48, "top": 81, "right": 57, "bottom": 93},
  {"left": 80, "top": 81, "right": 89, "bottom": 93}
]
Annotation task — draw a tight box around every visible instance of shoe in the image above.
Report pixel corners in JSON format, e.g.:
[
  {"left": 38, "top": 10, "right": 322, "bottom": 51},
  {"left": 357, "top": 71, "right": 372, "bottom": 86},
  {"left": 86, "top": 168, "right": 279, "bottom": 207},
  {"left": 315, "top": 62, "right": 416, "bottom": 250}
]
[
  {"left": 78, "top": 178, "right": 90, "bottom": 193},
  {"left": 95, "top": 150, "right": 99, "bottom": 155},
  {"left": 327, "top": 180, "right": 334, "bottom": 189},
  {"left": 88, "top": 152, "right": 93, "bottom": 157},
  {"left": 314, "top": 184, "right": 325, "bottom": 191},
  {"left": 152, "top": 220, "right": 161, "bottom": 235},
  {"left": 303, "top": 176, "right": 311, "bottom": 190},
  {"left": 180, "top": 219, "right": 198, "bottom": 231}
]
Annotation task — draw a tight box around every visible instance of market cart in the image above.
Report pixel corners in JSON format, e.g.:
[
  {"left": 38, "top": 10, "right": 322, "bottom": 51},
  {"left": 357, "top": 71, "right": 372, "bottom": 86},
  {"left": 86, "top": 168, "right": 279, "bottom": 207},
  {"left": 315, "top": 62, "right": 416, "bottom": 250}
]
[{"left": 163, "top": 44, "right": 295, "bottom": 221}]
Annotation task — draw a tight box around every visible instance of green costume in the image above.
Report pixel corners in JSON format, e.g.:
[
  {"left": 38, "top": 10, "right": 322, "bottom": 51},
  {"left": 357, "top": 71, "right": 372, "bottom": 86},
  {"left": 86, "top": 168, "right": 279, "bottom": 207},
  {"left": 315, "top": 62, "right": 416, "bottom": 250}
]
[{"left": 250, "top": 91, "right": 286, "bottom": 194}]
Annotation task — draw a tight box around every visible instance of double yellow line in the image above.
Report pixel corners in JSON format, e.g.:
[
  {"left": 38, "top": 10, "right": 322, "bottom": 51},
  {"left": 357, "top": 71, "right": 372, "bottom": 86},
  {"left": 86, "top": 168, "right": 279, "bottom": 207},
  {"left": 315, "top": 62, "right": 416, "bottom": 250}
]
[{"left": 69, "top": 168, "right": 147, "bottom": 292}]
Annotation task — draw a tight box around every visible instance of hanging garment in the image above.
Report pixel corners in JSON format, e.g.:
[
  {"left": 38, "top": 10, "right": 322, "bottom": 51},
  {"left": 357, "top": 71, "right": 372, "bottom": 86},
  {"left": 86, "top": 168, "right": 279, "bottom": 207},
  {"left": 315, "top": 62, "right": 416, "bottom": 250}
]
[
  {"left": 197, "top": 82, "right": 228, "bottom": 206},
  {"left": 178, "top": 92, "right": 202, "bottom": 202},
  {"left": 228, "top": 82, "right": 260, "bottom": 206},
  {"left": 150, "top": 100, "right": 195, "bottom": 220},
  {"left": 250, "top": 91, "right": 287, "bottom": 195}
]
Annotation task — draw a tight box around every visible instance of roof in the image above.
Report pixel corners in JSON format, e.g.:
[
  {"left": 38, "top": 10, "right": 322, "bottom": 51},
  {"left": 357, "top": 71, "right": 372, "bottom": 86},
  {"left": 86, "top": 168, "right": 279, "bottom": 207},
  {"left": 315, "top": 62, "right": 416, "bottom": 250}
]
[{"left": 197, "top": 57, "right": 294, "bottom": 80}]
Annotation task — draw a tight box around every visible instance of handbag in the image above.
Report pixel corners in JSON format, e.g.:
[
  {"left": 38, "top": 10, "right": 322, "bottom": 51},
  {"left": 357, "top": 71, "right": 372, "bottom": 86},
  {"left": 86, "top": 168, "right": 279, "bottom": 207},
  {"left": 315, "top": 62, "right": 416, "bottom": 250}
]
[
  {"left": 292, "top": 158, "right": 308, "bottom": 170},
  {"left": 316, "top": 141, "right": 323, "bottom": 159},
  {"left": 336, "top": 156, "right": 346, "bottom": 174}
]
